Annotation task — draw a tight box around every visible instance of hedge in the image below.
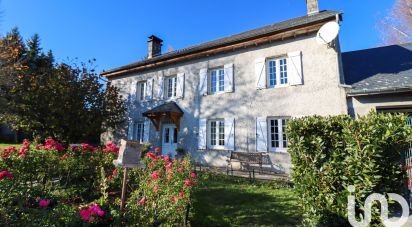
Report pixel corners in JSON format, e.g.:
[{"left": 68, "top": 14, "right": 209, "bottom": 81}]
[{"left": 287, "top": 112, "right": 412, "bottom": 226}]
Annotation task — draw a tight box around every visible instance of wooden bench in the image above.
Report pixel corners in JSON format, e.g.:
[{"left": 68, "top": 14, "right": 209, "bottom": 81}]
[{"left": 226, "top": 151, "right": 272, "bottom": 179}]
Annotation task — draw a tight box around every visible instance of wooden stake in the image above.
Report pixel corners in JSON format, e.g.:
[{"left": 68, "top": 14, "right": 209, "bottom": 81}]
[{"left": 120, "top": 167, "right": 128, "bottom": 211}]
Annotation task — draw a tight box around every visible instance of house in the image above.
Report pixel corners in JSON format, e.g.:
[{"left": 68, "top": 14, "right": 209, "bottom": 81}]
[
  {"left": 101, "top": 0, "right": 349, "bottom": 174},
  {"left": 343, "top": 43, "right": 412, "bottom": 116}
]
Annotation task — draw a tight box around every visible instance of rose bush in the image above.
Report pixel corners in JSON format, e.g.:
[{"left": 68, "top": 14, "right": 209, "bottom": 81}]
[
  {"left": 0, "top": 139, "right": 199, "bottom": 226},
  {"left": 0, "top": 138, "right": 119, "bottom": 225},
  {"left": 125, "top": 152, "right": 197, "bottom": 225}
]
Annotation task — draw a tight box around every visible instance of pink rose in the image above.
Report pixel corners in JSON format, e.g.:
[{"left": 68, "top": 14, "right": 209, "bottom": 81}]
[
  {"left": 39, "top": 199, "right": 50, "bottom": 208},
  {"left": 190, "top": 172, "right": 197, "bottom": 178},
  {"left": 184, "top": 179, "right": 194, "bottom": 187},
  {"left": 151, "top": 171, "right": 161, "bottom": 180},
  {"left": 138, "top": 197, "right": 147, "bottom": 205}
]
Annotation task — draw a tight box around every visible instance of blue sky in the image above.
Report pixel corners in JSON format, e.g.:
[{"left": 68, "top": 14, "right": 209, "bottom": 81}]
[{"left": 1, "top": 0, "right": 395, "bottom": 73}]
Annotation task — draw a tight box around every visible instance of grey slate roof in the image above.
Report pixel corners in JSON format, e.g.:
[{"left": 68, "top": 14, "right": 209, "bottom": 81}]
[
  {"left": 102, "top": 10, "right": 341, "bottom": 76},
  {"left": 142, "top": 101, "right": 183, "bottom": 115},
  {"left": 343, "top": 43, "right": 412, "bottom": 95}
]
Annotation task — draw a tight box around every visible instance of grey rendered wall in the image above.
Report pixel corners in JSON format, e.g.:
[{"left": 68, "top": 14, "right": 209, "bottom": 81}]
[
  {"left": 348, "top": 93, "right": 412, "bottom": 117},
  {"left": 107, "top": 32, "right": 347, "bottom": 174}
]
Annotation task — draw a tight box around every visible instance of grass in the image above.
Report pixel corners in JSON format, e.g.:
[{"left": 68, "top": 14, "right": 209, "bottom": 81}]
[
  {"left": 0, "top": 143, "right": 19, "bottom": 149},
  {"left": 190, "top": 173, "right": 301, "bottom": 227}
]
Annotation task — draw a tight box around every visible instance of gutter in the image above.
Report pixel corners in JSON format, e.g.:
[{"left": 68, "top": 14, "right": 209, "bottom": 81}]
[{"left": 347, "top": 87, "right": 412, "bottom": 97}]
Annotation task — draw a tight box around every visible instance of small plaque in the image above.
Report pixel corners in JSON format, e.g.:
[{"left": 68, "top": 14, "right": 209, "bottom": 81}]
[{"left": 113, "top": 139, "right": 144, "bottom": 168}]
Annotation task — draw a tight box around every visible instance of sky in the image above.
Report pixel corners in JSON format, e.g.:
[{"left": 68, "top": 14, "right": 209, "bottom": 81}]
[{"left": 1, "top": 0, "right": 396, "bottom": 73}]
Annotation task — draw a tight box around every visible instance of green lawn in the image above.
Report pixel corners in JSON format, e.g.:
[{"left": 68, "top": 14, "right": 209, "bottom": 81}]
[
  {"left": 191, "top": 173, "right": 301, "bottom": 227},
  {"left": 0, "top": 143, "right": 19, "bottom": 149}
]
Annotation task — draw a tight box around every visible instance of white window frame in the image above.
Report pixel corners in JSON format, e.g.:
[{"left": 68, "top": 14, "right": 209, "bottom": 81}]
[
  {"left": 164, "top": 76, "right": 177, "bottom": 99},
  {"left": 137, "top": 81, "right": 147, "bottom": 101},
  {"left": 207, "top": 119, "right": 225, "bottom": 150},
  {"left": 266, "top": 57, "right": 288, "bottom": 88},
  {"left": 134, "top": 121, "right": 145, "bottom": 143},
  {"left": 208, "top": 68, "right": 225, "bottom": 95},
  {"left": 268, "top": 117, "right": 288, "bottom": 152}
]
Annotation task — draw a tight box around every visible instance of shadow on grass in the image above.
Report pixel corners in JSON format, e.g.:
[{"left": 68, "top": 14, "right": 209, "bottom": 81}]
[{"left": 190, "top": 174, "right": 301, "bottom": 227}]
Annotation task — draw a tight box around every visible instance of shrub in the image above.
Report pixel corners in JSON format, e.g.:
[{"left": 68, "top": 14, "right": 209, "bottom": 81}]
[
  {"left": 287, "top": 112, "right": 412, "bottom": 226},
  {"left": 125, "top": 153, "right": 197, "bottom": 225}
]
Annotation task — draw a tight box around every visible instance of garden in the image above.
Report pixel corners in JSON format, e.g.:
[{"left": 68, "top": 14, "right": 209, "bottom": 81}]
[{"left": 0, "top": 139, "right": 198, "bottom": 226}]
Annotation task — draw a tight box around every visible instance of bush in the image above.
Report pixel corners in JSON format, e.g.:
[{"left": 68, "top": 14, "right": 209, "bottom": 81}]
[
  {"left": 287, "top": 112, "right": 412, "bottom": 226},
  {"left": 125, "top": 153, "right": 197, "bottom": 225},
  {"left": 0, "top": 138, "right": 198, "bottom": 226},
  {"left": 0, "top": 138, "right": 118, "bottom": 225}
]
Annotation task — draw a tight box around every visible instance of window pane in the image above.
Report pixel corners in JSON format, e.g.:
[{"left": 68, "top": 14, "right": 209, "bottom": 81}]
[
  {"left": 173, "top": 128, "right": 178, "bottom": 143},
  {"left": 219, "top": 121, "right": 225, "bottom": 146},
  {"left": 219, "top": 69, "right": 224, "bottom": 91},
  {"left": 165, "top": 128, "right": 170, "bottom": 143},
  {"left": 280, "top": 58, "right": 288, "bottom": 85},
  {"left": 282, "top": 119, "right": 288, "bottom": 148},
  {"left": 139, "top": 83, "right": 145, "bottom": 100},
  {"left": 211, "top": 71, "right": 217, "bottom": 94},
  {"left": 270, "top": 120, "right": 275, "bottom": 147},
  {"left": 132, "top": 123, "right": 137, "bottom": 140},
  {"left": 268, "top": 60, "right": 276, "bottom": 87},
  {"left": 274, "top": 119, "right": 279, "bottom": 147},
  {"left": 210, "top": 121, "right": 216, "bottom": 146},
  {"left": 167, "top": 78, "right": 173, "bottom": 97},
  {"left": 137, "top": 123, "right": 142, "bottom": 141},
  {"left": 173, "top": 77, "right": 177, "bottom": 97}
]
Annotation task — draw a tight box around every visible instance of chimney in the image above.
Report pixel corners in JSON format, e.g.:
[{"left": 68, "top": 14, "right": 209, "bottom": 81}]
[
  {"left": 306, "top": 0, "right": 319, "bottom": 15},
  {"left": 147, "top": 35, "right": 163, "bottom": 59}
]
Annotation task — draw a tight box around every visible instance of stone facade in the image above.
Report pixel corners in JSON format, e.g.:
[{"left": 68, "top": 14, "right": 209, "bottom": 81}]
[{"left": 105, "top": 29, "right": 347, "bottom": 174}]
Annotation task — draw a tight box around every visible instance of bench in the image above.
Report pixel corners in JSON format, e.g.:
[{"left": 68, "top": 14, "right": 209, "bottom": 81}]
[{"left": 226, "top": 151, "right": 272, "bottom": 179}]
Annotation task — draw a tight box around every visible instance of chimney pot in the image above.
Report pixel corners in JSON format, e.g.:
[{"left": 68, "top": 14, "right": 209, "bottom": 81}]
[
  {"left": 147, "top": 35, "right": 163, "bottom": 59},
  {"left": 306, "top": 0, "right": 319, "bottom": 15}
]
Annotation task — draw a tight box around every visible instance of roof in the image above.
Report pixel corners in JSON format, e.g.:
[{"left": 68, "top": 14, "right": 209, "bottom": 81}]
[
  {"left": 142, "top": 101, "right": 183, "bottom": 115},
  {"left": 102, "top": 10, "right": 341, "bottom": 77},
  {"left": 343, "top": 43, "right": 412, "bottom": 96}
]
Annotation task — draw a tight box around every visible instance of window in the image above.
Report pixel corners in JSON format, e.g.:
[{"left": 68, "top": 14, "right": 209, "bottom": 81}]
[
  {"left": 137, "top": 81, "right": 146, "bottom": 101},
  {"left": 267, "top": 58, "right": 288, "bottom": 87},
  {"left": 164, "top": 76, "right": 177, "bottom": 98},
  {"left": 134, "top": 122, "right": 145, "bottom": 143},
  {"left": 208, "top": 120, "right": 225, "bottom": 149},
  {"left": 209, "top": 68, "right": 225, "bottom": 94},
  {"left": 268, "top": 118, "right": 288, "bottom": 152}
]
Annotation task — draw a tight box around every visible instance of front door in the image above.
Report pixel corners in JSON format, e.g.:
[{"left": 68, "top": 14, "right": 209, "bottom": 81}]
[{"left": 162, "top": 124, "right": 178, "bottom": 157}]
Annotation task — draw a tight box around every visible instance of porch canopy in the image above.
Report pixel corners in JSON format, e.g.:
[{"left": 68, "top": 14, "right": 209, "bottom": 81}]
[{"left": 142, "top": 101, "right": 184, "bottom": 131}]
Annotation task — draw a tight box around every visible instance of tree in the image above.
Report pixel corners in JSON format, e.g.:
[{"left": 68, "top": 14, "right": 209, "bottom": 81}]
[
  {"left": 0, "top": 28, "right": 126, "bottom": 143},
  {"left": 380, "top": 0, "right": 412, "bottom": 44}
]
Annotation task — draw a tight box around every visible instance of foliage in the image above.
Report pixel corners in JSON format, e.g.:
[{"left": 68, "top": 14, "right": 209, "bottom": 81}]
[
  {"left": 0, "top": 138, "right": 118, "bottom": 225},
  {"left": 0, "top": 139, "right": 199, "bottom": 226},
  {"left": 125, "top": 153, "right": 198, "bottom": 225},
  {"left": 287, "top": 112, "right": 412, "bottom": 226},
  {"left": 0, "top": 28, "right": 126, "bottom": 143},
  {"left": 191, "top": 172, "right": 300, "bottom": 226},
  {"left": 379, "top": 0, "right": 412, "bottom": 44}
]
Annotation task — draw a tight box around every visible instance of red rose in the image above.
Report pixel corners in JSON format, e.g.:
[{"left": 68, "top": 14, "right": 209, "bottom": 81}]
[
  {"left": 184, "top": 179, "right": 193, "bottom": 187},
  {"left": 151, "top": 171, "right": 161, "bottom": 180}
]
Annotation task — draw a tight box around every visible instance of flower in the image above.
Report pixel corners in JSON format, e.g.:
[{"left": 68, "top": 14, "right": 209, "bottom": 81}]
[
  {"left": 184, "top": 179, "right": 194, "bottom": 187},
  {"left": 81, "top": 143, "right": 97, "bottom": 152},
  {"left": 170, "top": 196, "right": 177, "bottom": 204},
  {"left": 154, "top": 185, "right": 159, "bottom": 192},
  {"left": 112, "top": 169, "right": 118, "bottom": 175},
  {"left": 165, "top": 162, "right": 173, "bottom": 170},
  {"left": 190, "top": 172, "right": 197, "bottom": 178},
  {"left": 151, "top": 171, "right": 161, "bottom": 180},
  {"left": 400, "top": 164, "right": 404, "bottom": 169},
  {"left": 0, "top": 170, "right": 13, "bottom": 180},
  {"left": 39, "top": 199, "right": 50, "bottom": 208},
  {"left": 79, "top": 203, "right": 105, "bottom": 222},
  {"left": 103, "top": 141, "right": 119, "bottom": 154},
  {"left": 178, "top": 167, "right": 183, "bottom": 172},
  {"left": 138, "top": 197, "right": 147, "bottom": 205},
  {"left": 154, "top": 147, "right": 160, "bottom": 153},
  {"left": 179, "top": 192, "right": 184, "bottom": 199},
  {"left": 39, "top": 137, "right": 64, "bottom": 151}
]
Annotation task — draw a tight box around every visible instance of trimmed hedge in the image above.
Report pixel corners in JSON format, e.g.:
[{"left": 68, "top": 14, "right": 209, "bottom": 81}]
[{"left": 287, "top": 112, "right": 412, "bottom": 226}]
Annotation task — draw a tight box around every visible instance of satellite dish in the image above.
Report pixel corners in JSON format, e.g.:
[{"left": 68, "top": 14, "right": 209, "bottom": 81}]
[{"left": 316, "top": 21, "right": 340, "bottom": 45}]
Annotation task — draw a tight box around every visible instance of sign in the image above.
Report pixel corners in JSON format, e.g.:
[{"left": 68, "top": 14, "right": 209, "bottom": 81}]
[{"left": 113, "top": 139, "right": 144, "bottom": 168}]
